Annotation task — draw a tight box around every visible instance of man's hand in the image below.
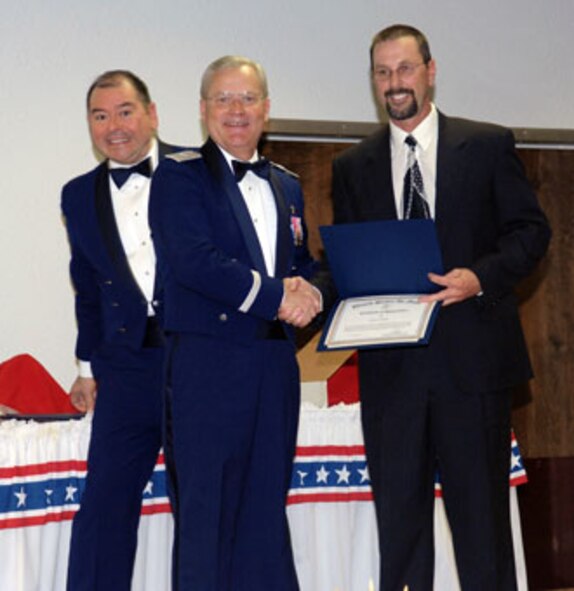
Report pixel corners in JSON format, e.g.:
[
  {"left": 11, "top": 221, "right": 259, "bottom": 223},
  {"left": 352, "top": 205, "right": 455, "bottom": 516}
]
[
  {"left": 69, "top": 377, "right": 97, "bottom": 412},
  {"left": 278, "top": 277, "right": 322, "bottom": 328},
  {"left": 420, "top": 268, "right": 482, "bottom": 307}
]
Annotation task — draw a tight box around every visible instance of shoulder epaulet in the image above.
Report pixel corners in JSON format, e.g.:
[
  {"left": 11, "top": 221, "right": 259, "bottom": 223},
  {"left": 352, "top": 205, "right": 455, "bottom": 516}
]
[
  {"left": 270, "top": 161, "right": 299, "bottom": 179},
  {"left": 166, "top": 150, "right": 202, "bottom": 163}
]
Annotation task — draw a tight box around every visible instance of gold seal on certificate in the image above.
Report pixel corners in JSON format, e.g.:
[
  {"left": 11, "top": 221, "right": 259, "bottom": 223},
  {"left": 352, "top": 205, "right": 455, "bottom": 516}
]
[{"left": 318, "top": 220, "right": 443, "bottom": 351}]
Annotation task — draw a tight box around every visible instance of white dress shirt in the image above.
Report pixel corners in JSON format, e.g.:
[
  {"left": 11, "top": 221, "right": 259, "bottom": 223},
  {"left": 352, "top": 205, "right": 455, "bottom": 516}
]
[
  {"left": 78, "top": 140, "right": 158, "bottom": 378},
  {"left": 390, "top": 104, "right": 438, "bottom": 219},
  {"left": 220, "top": 147, "right": 278, "bottom": 277},
  {"left": 108, "top": 140, "right": 158, "bottom": 313}
]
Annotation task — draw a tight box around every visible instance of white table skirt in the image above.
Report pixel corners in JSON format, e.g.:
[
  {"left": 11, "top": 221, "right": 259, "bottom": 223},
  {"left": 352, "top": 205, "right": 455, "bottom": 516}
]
[{"left": 0, "top": 403, "right": 528, "bottom": 591}]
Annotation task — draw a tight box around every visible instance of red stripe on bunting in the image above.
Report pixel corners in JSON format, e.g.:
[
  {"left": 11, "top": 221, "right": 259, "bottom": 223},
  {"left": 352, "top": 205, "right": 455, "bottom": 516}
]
[
  {"left": 0, "top": 460, "right": 87, "bottom": 479},
  {"left": 0, "top": 510, "right": 78, "bottom": 530},
  {"left": 294, "top": 445, "right": 365, "bottom": 457},
  {"left": 287, "top": 492, "right": 373, "bottom": 505},
  {"left": 0, "top": 455, "right": 166, "bottom": 480},
  {"left": 141, "top": 502, "right": 172, "bottom": 516},
  {"left": 0, "top": 501, "right": 173, "bottom": 530}
]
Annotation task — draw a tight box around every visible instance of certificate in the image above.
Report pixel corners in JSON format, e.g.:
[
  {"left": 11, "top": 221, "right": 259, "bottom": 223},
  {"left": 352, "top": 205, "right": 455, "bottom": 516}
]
[
  {"left": 317, "top": 219, "right": 443, "bottom": 351},
  {"left": 322, "top": 295, "right": 438, "bottom": 349}
]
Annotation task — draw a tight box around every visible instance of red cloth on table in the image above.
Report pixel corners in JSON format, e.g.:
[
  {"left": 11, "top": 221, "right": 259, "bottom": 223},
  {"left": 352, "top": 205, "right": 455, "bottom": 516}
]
[{"left": 0, "top": 354, "right": 78, "bottom": 414}]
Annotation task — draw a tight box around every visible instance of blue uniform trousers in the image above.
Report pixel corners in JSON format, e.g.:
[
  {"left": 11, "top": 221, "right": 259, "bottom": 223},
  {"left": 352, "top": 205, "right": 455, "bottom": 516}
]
[
  {"left": 165, "top": 333, "right": 300, "bottom": 591},
  {"left": 67, "top": 346, "right": 164, "bottom": 591}
]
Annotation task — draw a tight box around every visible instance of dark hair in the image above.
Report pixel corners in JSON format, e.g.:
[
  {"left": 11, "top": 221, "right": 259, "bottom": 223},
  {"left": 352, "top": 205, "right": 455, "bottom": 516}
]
[
  {"left": 86, "top": 70, "right": 152, "bottom": 110},
  {"left": 369, "top": 24, "right": 432, "bottom": 71}
]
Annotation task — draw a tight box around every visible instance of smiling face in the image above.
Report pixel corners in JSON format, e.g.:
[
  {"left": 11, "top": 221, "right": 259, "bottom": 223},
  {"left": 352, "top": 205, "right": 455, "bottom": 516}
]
[
  {"left": 372, "top": 35, "right": 436, "bottom": 132},
  {"left": 200, "top": 64, "right": 270, "bottom": 161},
  {"left": 87, "top": 79, "right": 158, "bottom": 164}
]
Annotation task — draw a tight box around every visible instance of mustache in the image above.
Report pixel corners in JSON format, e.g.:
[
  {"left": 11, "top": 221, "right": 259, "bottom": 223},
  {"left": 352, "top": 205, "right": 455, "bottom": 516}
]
[{"left": 384, "top": 88, "right": 415, "bottom": 99}]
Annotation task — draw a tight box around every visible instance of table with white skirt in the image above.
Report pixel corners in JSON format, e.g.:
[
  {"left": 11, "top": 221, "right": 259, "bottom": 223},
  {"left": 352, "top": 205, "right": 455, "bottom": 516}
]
[{"left": 0, "top": 402, "right": 528, "bottom": 591}]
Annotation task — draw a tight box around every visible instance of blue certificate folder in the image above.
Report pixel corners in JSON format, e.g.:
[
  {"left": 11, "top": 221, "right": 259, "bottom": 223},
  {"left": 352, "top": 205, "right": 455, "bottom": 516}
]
[{"left": 318, "top": 219, "right": 444, "bottom": 351}]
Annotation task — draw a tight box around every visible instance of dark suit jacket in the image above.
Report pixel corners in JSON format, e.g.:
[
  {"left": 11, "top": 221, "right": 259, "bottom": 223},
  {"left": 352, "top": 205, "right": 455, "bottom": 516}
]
[
  {"left": 61, "top": 140, "right": 182, "bottom": 362},
  {"left": 332, "top": 112, "right": 551, "bottom": 393},
  {"left": 149, "top": 137, "right": 319, "bottom": 344}
]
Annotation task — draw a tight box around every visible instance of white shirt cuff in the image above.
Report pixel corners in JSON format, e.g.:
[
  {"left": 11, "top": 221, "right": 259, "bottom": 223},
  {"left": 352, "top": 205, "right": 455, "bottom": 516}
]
[{"left": 77, "top": 360, "right": 93, "bottom": 379}]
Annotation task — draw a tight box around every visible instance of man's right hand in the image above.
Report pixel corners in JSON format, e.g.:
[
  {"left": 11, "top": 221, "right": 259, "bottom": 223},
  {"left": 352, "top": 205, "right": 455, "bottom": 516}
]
[
  {"left": 278, "top": 277, "right": 322, "bottom": 328},
  {"left": 69, "top": 377, "right": 97, "bottom": 412}
]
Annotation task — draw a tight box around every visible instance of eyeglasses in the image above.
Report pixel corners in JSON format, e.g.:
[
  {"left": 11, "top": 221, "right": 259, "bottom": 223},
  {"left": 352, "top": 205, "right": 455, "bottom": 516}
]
[
  {"left": 205, "top": 92, "right": 264, "bottom": 108},
  {"left": 373, "top": 62, "right": 426, "bottom": 82}
]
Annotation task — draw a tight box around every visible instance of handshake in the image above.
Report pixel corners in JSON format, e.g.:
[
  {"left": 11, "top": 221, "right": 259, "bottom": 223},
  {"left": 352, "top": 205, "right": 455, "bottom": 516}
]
[{"left": 278, "top": 277, "right": 322, "bottom": 328}]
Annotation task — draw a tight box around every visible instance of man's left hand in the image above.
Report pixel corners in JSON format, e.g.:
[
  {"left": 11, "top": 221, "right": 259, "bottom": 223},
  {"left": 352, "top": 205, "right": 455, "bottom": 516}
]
[{"left": 420, "top": 268, "right": 482, "bottom": 307}]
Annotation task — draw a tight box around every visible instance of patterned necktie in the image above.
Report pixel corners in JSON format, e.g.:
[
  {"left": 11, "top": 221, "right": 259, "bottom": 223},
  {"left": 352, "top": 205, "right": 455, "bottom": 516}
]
[
  {"left": 232, "top": 158, "right": 271, "bottom": 182},
  {"left": 109, "top": 157, "right": 152, "bottom": 188},
  {"left": 402, "top": 135, "right": 430, "bottom": 219}
]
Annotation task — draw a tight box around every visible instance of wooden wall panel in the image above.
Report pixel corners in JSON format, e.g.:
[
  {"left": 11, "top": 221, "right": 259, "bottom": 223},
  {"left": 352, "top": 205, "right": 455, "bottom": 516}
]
[
  {"left": 513, "top": 149, "right": 574, "bottom": 458},
  {"left": 261, "top": 140, "right": 350, "bottom": 259}
]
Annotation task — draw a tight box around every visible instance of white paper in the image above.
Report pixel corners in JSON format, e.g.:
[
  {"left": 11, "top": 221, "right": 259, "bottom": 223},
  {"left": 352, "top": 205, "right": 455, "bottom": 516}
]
[{"left": 323, "top": 295, "right": 437, "bottom": 349}]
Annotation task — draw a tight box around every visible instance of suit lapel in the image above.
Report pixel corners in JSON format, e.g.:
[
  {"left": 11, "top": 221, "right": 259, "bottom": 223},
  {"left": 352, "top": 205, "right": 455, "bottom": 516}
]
[
  {"left": 153, "top": 140, "right": 181, "bottom": 298},
  {"left": 366, "top": 128, "right": 399, "bottom": 219},
  {"left": 94, "top": 141, "right": 183, "bottom": 305},
  {"left": 201, "top": 139, "right": 268, "bottom": 274},
  {"left": 435, "top": 113, "right": 466, "bottom": 247},
  {"left": 94, "top": 165, "right": 144, "bottom": 300},
  {"left": 268, "top": 170, "right": 291, "bottom": 278}
]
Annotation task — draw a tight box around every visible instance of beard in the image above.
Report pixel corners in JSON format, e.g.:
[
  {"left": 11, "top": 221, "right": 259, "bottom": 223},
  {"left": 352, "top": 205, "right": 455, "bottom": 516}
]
[{"left": 384, "top": 89, "right": 418, "bottom": 121}]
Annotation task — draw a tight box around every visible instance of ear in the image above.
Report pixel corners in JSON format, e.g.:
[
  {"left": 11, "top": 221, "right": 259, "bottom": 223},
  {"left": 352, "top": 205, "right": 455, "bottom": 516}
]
[
  {"left": 427, "top": 59, "right": 437, "bottom": 88},
  {"left": 263, "top": 97, "right": 271, "bottom": 122},
  {"left": 148, "top": 102, "right": 159, "bottom": 130}
]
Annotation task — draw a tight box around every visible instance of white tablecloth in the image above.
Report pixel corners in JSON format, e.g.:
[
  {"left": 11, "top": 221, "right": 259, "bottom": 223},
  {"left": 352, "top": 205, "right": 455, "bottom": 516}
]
[{"left": 0, "top": 403, "right": 528, "bottom": 591}]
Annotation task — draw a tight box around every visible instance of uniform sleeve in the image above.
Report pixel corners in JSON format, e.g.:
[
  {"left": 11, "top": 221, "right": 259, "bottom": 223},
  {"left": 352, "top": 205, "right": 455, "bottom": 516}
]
[
  {"left": 61, "top": 187, "right": 103, "bottom": 362},
  {"left": 149, "top": 159, "right": 284, "bottom": 321}
]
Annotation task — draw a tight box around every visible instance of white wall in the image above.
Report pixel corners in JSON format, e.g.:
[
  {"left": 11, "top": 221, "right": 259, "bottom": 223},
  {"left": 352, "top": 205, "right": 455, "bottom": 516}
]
[{"left": 1, "top": 0, "right": 572, "bottom": 387}]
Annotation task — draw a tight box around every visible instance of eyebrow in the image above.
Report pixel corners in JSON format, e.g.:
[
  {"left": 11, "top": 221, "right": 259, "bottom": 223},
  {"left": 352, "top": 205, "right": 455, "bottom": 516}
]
[{"left": 89, "top": 101, "right": 136, "bottom": 115}]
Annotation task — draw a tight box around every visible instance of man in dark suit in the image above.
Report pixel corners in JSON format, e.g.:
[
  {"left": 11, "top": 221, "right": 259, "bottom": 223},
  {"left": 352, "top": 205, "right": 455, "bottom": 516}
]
[
  {"left": 62, "top": 70, "right": 185, "bottom": 591},
  {"left": 331, "top": 25, "right": 551, "bottom": 591},
  {"left": 149, "top": 55, "right": 324, "bottom": 591}
]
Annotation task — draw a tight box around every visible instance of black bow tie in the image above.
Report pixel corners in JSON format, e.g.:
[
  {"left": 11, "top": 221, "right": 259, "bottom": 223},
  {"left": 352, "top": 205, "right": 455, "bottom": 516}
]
[
  {"left": 109, "top": 157, "right": 152, "bottom": 188},
  {"left": 232, "top": 158, "right": 271, "bottom": 182}
]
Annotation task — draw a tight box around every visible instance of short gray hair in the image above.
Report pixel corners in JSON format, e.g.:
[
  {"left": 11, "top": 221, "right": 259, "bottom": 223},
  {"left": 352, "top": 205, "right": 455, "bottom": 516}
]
[{"left": 200, "top": 55, "right": 268, "bottom": 99}]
